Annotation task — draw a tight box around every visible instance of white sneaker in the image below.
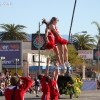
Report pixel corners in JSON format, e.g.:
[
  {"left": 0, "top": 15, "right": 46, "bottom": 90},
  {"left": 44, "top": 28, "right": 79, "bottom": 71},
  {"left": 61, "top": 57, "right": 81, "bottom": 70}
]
[
  {"left": 59, "top": 63, "right": 66, "bottom": 69},
  {"left": 62, "top": 64, "right": 67, "bottom": 70},
  {"left": 59, "top": 63, "right": 63, "bottom": 68},
  {"left": 54, "top": 65, "right": 58, "bottom": 69},
  {"left": 65, "top": 62, "right": 70, "bottom": 67}
]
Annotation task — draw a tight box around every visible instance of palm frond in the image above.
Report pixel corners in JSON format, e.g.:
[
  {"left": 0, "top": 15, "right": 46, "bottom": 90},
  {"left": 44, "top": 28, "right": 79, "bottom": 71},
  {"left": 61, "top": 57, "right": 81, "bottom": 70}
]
[
  {"left": 91, "top": 21, "right": 100, "bottom": 35},
  {"left": 0, "top": 24, "right": 28, "bottom": 40},
  {"left": 72, "top": 33, "right": 96, "bottom": 50}
]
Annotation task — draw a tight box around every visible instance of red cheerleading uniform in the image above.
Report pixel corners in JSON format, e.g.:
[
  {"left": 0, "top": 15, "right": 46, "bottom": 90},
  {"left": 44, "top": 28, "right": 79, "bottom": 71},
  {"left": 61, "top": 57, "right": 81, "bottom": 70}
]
[
  {"left": 49, "top": 79, "right": 59, "bottom": 100},
  {"left": 51, "top": 26, "right": 68, "bottom": 45},
  {"left": 4, "top": 77, "right": 33, "bottom": 100},
  {"left": 40, "top": 76, "right": 50, "bottom": 100},
  {"left": 45, "top": 26, "right": 68, "bottom": 49},
  {"left": 45, "top": 31, "right": 55, "bottom": 49}
]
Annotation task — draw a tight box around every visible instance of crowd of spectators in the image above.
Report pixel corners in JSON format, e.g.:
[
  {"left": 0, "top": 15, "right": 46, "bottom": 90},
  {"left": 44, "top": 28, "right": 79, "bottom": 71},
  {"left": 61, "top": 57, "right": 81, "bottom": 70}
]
[
  {"left": 0, "top": 69, "right": 12, "bottom": 96},
  {"left": 0, "top": 69, "right": 41, "bottom": 97}
]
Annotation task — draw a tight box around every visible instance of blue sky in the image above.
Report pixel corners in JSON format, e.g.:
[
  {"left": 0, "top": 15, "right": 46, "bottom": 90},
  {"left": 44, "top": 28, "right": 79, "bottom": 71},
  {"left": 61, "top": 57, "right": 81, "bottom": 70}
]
[{"left": 0, "top": 0, "right": 100, "bottom": 38}]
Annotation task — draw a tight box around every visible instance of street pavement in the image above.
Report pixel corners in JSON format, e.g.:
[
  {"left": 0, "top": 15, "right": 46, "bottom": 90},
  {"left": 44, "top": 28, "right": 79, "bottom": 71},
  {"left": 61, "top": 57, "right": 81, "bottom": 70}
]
[{"left": 1, "top": 90, "right": 100, "bottom": 100}]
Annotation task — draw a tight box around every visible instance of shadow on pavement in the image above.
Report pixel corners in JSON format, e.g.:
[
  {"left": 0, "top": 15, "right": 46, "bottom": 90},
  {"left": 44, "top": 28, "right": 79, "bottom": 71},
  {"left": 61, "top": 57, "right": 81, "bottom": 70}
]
[
  {"left": 25, "top": 97, "right": 66, "bottom": 100},
  {"left": 25, "top": 97, "right": 67, "bottom": 100},
  {"left": 25, "top": 98, "right": 41, "bottom": 100}
]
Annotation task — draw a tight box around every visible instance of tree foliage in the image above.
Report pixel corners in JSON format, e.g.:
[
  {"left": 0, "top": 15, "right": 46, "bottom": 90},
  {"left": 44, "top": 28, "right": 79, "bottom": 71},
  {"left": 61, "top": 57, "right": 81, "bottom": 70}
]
[
  {"left": 68, "top": 45, "right": 84, "bottom": 66},
  {"left": 0, "top": 24, "right": 29, "bottom": 40},
  {"left": 72, "top": 33, "right": 96, "bottom": 50},
  {"left": 40, "top": 49, "right": 56, "bottom": 62},
  {"left": 92, "top": 21, "right": 100, "bottom": 47},
  {"left": 91, "top": 21, "right": 100, "bottom": 35}
]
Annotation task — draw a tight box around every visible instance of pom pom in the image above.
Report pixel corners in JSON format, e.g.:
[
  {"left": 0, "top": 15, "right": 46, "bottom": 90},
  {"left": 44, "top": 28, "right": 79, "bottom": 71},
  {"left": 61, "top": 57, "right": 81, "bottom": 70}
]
[
  {"left": 58, "top": 37, "right": 68, "bottom": 45},
  {"left": 45, "top": 42, "right": 54, "bottom": 49}
]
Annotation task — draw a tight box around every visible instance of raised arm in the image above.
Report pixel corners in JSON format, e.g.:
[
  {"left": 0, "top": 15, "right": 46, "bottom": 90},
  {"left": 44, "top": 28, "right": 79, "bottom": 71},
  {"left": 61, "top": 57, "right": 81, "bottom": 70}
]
[
  {"left": 51, "top": 60, "right": 59, "bottom": 81},
  {"left": 54, "top": 61, "right": 59, "bottom": 81},
  {"left": 45, "top": 65, "right": 49, "bottom": 76},
  {"left": 45, "top": 28, "right": 49, "bottom": 42},
  {"left": 19, "top": 76, "right": 33, "bottom": 92},
  {"left": 54, "top": 65, "right": 59, "bottom": 81},
  {"left": 45, "top": 58, "right": 50, "bottom": 76},
  {"left": 51, "top": 68, "right": 56, "bottom": 81}
]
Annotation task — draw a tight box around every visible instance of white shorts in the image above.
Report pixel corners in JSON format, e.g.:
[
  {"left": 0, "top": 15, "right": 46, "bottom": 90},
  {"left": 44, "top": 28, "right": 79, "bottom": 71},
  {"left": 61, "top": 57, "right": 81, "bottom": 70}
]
[{"left": 35, "top": 86, "right": 39, "bottom": 91}]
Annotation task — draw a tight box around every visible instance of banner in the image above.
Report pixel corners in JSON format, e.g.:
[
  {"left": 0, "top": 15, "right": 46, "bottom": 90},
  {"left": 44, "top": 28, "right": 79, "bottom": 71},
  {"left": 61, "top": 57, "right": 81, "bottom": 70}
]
[
  {"left": 93, "top": 49, "right": 100, "bottom": 60},
  {"left": 0, "top": 41, "right": 22, "bottom": 67},
  {"left": 81, "top": 80, "right": 96, "bottom": 90},
  {"left": 78, "top": 50, "right": 93, "bottom": 59},
  {"left": 31, "top": 34, "right": 46, "bottom": 50}
]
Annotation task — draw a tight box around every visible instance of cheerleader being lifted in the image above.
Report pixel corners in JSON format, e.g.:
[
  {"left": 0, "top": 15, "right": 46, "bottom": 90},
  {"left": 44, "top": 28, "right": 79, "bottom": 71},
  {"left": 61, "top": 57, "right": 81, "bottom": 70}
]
[{"left": 42, "top": 17, "right": 70, "bottom": 74}]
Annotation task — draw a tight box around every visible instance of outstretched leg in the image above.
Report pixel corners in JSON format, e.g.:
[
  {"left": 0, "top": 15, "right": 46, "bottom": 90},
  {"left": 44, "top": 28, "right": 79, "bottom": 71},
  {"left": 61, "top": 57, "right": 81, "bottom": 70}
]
[
  {"left": 63, "top": 45, "right": 68, "bottom": 63},
  {"left": 57, "top": 43, "right": 64, "bottom": 64},
  {"left": 53, "top": 46, "right": 61, "bottom": 64},
  {"left": 57, "top": 43, "right": 67, "bottom": 74}
]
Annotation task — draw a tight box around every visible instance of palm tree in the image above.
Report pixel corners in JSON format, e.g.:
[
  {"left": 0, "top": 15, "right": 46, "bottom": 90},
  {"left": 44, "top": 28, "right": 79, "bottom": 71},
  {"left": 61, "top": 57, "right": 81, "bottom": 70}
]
[
  {"left": 35, "top": 31, "right": 39, "bottom": 34},
  {"left": 92, "top": 21, "right": 100, "bottom": 35},
  {"left": 72, "top": 33, "right": 96, "bottom": 50},
  {"left": 0, "top": 24, "right": 29, "bottom": 40},
  {"left": 92, "top": 21, "right": 100, "bottom": 46}
]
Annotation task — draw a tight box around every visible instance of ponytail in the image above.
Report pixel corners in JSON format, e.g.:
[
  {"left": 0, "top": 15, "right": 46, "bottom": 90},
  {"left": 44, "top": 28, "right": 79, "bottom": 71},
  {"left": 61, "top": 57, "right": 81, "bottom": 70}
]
[
  {"left": 42, "top": 18, "right": 48, "bottom": 25},
  {"left": 42, "top": 18, "right": 51, "bottom": 29}
]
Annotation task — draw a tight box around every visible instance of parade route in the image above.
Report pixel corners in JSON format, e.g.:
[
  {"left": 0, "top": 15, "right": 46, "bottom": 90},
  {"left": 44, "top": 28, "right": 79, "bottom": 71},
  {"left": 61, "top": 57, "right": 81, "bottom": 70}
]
[{"left": 0, "top": 90, "right": 100, "bottom": 100}]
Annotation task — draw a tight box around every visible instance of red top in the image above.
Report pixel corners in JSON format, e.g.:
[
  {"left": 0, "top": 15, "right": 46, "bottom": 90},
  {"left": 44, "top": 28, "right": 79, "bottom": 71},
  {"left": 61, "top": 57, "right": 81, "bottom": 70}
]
[
  {"left": 48, "top": 31, "right": 54, "bottom": 41},
  {"left": 40, "top": 76, "right": 50, "bottom": 94},
  {"left": 51, "top": 26, "right": 68, "bottom": 45},
  {"left": 4, "top": 77, "right": 33, "bottom": 100},
  {"left": 45, "top": 29, "right": 55, "bottom": 49},
  {"left": 45, "top": 26, "right": 68, "bottom": 49},
  {"left": 49, "top": 79, "right": 59, "bottom": 96},
  {"left": 51, "top": 27, "right": 59, "bottom": 44}
]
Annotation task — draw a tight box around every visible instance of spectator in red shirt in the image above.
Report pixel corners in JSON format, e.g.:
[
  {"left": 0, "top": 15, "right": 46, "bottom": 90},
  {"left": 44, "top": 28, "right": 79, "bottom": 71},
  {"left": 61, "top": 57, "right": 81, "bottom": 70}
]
[
  {"left": 4, "top": 76, "right": 33, "bottom": 100},
  {"left": 38, "top": 58, "right": 50, "bottom": 100}
]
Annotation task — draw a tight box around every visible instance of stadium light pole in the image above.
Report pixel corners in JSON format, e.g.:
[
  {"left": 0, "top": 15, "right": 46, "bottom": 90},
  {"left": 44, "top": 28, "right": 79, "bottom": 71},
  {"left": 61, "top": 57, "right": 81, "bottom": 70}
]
[{"left": 0, "top": 56, "right": 5, "bottom": 73}]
